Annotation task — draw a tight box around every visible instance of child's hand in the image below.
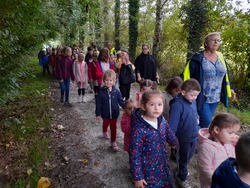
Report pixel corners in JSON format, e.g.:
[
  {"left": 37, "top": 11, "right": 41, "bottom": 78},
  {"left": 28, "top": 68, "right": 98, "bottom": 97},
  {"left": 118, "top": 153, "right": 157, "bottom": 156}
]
[
  {"left": 96, "top": 116, "right": 101, "bottom": 121},
  {"left": 135, "top": 179, "right": 147, "bottom": 188}
]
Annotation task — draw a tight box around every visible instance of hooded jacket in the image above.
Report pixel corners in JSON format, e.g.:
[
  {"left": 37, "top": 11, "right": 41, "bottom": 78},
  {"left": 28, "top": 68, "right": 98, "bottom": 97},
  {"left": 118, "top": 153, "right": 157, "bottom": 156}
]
[
  {"left": 168, "top": 93, "right": 198, "bottom": 142},
  {"left": 188, "top": 51, "right": 230, "bottom": 110},
  {"left": 95, "top": 86, "right": 125, "bottom": 119},
  {"left": 198, "top": 128, "right": 235, "bottom": 188},
  {"left": 129, "top": 109, "right": 178, "bottom": 188},
  {"left": 211, "top": 158, "right": 250, "bottom": 188}
]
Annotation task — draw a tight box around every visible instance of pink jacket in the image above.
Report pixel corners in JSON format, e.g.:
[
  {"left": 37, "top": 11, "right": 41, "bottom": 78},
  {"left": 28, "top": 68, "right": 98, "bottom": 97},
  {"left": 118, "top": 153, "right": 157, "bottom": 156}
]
[
  {"left": 73, "top": 60, "right": 88, "bottom": 88},
  {"left": 197, "top": 128, "right": 235, "bottom": 188},
  {"left": 121, "top": 113, "right": 131, "bottom": 152}
]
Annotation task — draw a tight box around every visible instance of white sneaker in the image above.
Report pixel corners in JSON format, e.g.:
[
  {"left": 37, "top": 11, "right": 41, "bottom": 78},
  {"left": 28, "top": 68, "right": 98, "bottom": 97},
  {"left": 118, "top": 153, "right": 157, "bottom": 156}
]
[
  {"left": 78, "top": 96, "right": 81, "bottom": 103},
  {"left": 177, "top": 178, "right": 191, "bottom": 188},
  {"left": 82, "top": 95, "right": 86, "bottom": 103}
]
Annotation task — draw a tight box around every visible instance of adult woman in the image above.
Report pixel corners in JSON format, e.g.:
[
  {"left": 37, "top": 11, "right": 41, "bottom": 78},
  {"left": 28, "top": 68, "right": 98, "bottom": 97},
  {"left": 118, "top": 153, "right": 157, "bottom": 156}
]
[
  {"left": 185, "top": 32, "right": 236, "bottom": 128},
  {"left": 118, "top": 51, "right": 135, "bottom": 100},
  {"left": 134, "top": 44, "right": 159, "bottom": 82}
]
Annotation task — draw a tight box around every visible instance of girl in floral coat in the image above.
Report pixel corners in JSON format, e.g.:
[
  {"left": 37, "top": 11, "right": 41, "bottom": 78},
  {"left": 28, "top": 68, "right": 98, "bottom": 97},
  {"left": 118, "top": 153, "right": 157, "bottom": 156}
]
[{"left": 129, "top": 90, "right": 178, "bottom": 188}]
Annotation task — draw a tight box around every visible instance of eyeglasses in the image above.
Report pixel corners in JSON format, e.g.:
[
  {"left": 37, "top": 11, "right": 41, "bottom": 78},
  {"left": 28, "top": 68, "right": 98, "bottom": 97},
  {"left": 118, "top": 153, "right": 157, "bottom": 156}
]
[{"left": 210, "top": 39, "right": 222, "bottom": 43}]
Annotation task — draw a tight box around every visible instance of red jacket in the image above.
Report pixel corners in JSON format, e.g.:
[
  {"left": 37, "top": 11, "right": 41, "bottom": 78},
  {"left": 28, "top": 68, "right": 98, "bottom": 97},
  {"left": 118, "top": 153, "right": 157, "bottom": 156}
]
[
  {"left": 96, "top": 61, "right": 115, "bottom": 86},
  {"left": 88, "top": 59, "right": 98, "bottom": 81}
]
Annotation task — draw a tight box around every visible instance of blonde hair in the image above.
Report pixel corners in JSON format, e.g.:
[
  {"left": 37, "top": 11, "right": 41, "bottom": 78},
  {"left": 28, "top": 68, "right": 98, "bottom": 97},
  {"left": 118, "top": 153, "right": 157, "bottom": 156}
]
[
  {"left": 102, "top": 69, "right": 116, "bottom": 83},
  {"left": 204, "top": 32, "right": 221, "bottom": 48}
]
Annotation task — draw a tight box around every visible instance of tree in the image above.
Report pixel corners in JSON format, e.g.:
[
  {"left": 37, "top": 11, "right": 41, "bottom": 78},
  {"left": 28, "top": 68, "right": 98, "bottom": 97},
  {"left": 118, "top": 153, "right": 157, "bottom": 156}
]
[
  {"left": 115, "top": 0, "right": 121, "bottom": 50},
  {"left": 152, "top": 0, "right": 168, "bottom": 64},
  {"left": 128, "top": 0, "right": 140, "bottom": 62},
  {"left": 181, "top": 0, "right": 209, "bottom": 61}
]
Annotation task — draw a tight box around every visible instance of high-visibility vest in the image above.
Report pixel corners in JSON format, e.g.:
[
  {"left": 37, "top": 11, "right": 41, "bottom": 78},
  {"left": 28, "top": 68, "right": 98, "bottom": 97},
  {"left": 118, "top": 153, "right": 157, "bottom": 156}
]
[{"left": 182, "top": 51, "right": 231, "bottom": 98}]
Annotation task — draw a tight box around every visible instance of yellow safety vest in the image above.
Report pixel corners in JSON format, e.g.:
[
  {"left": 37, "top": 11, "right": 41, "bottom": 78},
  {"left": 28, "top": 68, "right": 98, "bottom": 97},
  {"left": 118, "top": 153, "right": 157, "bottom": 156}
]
[{"left": 182, "top": 51, "right": 231, "bottom": 98}]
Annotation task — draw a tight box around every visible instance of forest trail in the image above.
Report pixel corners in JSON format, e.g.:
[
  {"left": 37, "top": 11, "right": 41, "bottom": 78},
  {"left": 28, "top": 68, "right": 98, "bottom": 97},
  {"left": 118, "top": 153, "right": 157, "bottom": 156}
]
[{"left": 48, "top": 79, "right": 199, "bottom": 188}]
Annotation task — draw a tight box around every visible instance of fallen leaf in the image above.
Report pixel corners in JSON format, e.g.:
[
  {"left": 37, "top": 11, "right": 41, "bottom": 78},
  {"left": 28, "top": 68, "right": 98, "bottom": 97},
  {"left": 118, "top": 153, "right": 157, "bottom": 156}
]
[
  {"left": 27, "top": 169, "right": 32, "bottom": 176},
  {"left": 78, "top": 159, "right": 89, "bottom": 165},
  {"left": 57, "top": 125, "right": 64, "bottom": 130},
  {"left": 5, "top": 143, "right": 10, "bottom": 148}
]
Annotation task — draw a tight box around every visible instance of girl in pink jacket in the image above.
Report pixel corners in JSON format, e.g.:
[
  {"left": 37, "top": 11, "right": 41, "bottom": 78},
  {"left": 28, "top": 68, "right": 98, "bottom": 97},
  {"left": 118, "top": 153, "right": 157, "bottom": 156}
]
[
  {"left": 197, "top": 112, "right": 241, "bottom": 188},
  {"left": 121, "top": 99, "right": 136, "bottom": 152}
]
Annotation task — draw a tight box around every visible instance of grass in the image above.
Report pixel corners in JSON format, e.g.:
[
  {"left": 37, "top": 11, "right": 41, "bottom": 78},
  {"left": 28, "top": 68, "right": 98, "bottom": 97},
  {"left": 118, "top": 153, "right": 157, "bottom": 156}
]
[{"left": 0, "top": 57, "right": 52, "bottom": 187}]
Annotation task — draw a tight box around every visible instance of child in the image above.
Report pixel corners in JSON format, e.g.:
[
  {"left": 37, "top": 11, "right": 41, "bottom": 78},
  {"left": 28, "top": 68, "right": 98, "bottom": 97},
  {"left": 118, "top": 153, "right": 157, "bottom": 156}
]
[
  {"left": 162, "top": 76, "right": 183, "bottom": 161},
  {"left": 96, "top": 48, "right": 115, "bottom": 88},
  {"left": 41, "top": 50, "right": 50, "bottom": 76},
  {"left": 162, "top": 76, "right": 183, "bottom": 121},
  {"left": 73, "top": 53, "right": 88, "bottom": 103},
  {"left": 136, "top": 79, "right": 157, "bottom": 108},
  {"left": 168, "top": 78, "right": 201, "bottom": 188},
  {"left": 56, "top": 46, "right": 75, "bottom": 106},
  {"left": 95, "top": 70, "right": 125, "bottom": 151},
  {"left": 121, "top": 99, "right": 136, "bottom": 152},
  {"left": 88, "top": 51, "right": 99, "bottom": 96},
  {"left": 129, "top": 90, "right": 178, "bottom": 188},
  {"left": 211, "top": 130, "right": 250, "bottom": 188},
  {"left": 198, "top": 112, "right": 241, "bottom": 188}
]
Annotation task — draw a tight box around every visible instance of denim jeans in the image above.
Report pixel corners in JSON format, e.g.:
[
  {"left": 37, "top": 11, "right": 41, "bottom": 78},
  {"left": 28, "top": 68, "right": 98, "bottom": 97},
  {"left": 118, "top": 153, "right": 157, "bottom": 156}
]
[
  {"left": 60, "top": 79, "right": 71, "bottom": 102},
  {"left": 198, "top": 102, "right": 219, "bottom": 128}
]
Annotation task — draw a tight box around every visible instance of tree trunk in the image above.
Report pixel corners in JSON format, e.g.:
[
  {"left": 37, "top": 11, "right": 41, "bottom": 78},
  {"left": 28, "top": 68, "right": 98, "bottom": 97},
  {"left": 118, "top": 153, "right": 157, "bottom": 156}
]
[
  {"left": 129, "top": 0, "right": 139, "bottom": 62},
  {"left": 152, "top": 0, "right": 168, "bottom": 67},
  {"left": 115, "top": 0, "right": 121, "bottom": 51},
  {"left": 184, "top": 0, "right": 209, "bottom": 62}
]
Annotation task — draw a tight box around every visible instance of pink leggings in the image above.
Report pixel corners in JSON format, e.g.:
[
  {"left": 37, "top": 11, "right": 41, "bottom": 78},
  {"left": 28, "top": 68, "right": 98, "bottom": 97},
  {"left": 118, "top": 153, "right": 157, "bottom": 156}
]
[{"left": 103, "top": 119, "right": 117, "bottom": 142}]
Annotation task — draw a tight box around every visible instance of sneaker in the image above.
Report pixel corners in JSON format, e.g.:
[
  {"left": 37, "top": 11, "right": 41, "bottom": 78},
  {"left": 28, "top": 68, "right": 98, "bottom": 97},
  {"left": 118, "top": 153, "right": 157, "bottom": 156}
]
[
  {"left": 78, "top": 96, "right": 81, "bottom": 103},
  {"left": 64, "top": 101, "right": 72, "bottom": 107},
  {"left": 177, "top": 178, "right": 191, "bottom": 188},
  {"left": 82, "top": 95, "right": 86, "bottom": 103},
  {"left": 103, "top": 132, "right": 110, "bottom": 139},
  {"left": 111, "top": 142, "right": 119, "bottom": 151}
]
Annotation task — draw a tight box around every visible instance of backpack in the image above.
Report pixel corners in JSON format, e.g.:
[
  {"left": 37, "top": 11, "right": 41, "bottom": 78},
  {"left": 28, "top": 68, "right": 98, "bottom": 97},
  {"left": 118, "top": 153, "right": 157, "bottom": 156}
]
[{"left": 119, "top": 64, "right": 135, "bottom": 85}]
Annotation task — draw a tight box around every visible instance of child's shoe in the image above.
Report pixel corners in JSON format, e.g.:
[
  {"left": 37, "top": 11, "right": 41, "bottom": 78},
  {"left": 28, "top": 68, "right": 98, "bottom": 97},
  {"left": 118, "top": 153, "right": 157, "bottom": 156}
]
[
  {"left": 111, "top": 142, "right": 119, "bottom": 151},
  {"left": 82, "top": 95, "right": 86, "bottom": 103},
  {"left": 60, "top": 95, "right": 64, "bottom": 103},
  {"left": 103, "top": 132, "right": 110, "bottom": 139},
  {"left": 177, "top": 178, "right": 191, "bottom": 188},
  {"left": 78, "top": 95, "right": 81, "bottom": 103}
]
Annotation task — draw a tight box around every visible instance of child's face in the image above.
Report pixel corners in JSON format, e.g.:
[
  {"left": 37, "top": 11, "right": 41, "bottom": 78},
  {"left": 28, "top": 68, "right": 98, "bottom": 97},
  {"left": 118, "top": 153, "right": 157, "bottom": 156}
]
[
  {"left": 214, "top": 124, "right": 240, "bottom": 144},
  {"left": 104, "top": 76, "right": 115, "bottom": 89},
  {"left": 125, "top": 103, "right": 136, "bottom": 116},
  {"left": 142, "top": 95, "right": 163, "bottom": 121},
  {"left": 78, "top": 54, "right": 84, "bottom": 62},
  {"left": 170, "top": 87, "right": 181, "bottom": 97},
  {"left": 66, "top": 48, "right": 72, "bottom": 57},
  {"left": 181, "top": 89, "right": 199, "bottom": 103}
]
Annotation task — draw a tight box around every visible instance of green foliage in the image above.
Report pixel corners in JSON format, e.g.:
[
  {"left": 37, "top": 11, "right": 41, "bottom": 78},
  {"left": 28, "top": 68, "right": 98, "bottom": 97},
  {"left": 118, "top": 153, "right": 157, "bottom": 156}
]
[
  {"left": 181, "top": 0, "right": 209, "bottom": 61},
  {"left": 0, "top": 57, "right": 51, "bottom": 187},
  {"left": 129, "top": 0, "right": 140, "bottom": 62}
]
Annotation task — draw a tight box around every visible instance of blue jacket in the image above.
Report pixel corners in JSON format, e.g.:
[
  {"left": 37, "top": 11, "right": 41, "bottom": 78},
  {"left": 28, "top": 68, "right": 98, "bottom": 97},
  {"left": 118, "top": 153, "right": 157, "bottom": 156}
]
[
  {"left": 41, "top": 55, "right": 49, "bottom": 66},
  {"left": 95, "top": 86, "right": 125, "bottom": 119},
  {"left": 168, "top": 93, "right": 199, "bottom": 142},
  {"left": 129, "top": 108, "right": 178, "bottom": 188},
  {"left": 211, "top": 158, "right": 250, "bottom": 188},
  {"left": 189, "top": 51, "right": 229, "bottom": 111}
]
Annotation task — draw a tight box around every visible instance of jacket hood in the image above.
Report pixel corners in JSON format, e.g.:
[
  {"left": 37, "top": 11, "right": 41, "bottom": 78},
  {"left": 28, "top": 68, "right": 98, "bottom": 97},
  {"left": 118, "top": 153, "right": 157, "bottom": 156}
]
[
  {"left": 131, "top": 108, "right": 163, "bottom": 129},
  {"left": 198, "top": 128, "right": 218, "bottom": 147}
]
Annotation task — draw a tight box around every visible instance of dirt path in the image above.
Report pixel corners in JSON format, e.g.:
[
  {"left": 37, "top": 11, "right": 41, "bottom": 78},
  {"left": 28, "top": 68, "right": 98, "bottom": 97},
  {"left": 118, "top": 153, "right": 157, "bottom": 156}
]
[{"left": 49, "top": 80, "right": 199, "bottom": 188}]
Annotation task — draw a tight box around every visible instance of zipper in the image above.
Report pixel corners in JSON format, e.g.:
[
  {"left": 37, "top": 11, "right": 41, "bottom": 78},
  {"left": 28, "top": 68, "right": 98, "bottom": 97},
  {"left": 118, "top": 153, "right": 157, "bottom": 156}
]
[{"left": 108, "top": 89, "right": 112, "bottom": 119}]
